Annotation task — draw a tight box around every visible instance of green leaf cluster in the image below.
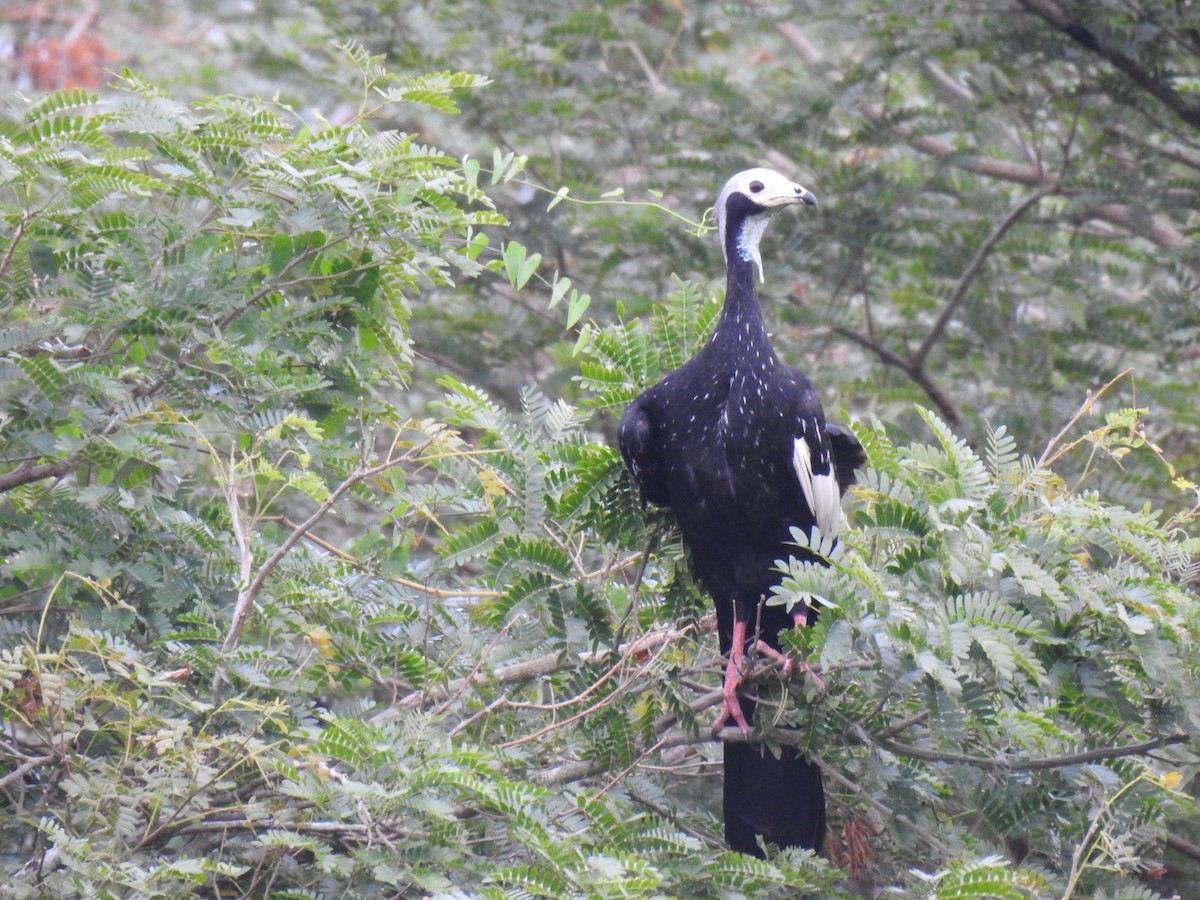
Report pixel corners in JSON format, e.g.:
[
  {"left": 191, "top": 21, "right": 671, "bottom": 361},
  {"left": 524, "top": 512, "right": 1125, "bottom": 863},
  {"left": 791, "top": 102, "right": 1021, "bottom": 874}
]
[{"left": 1, "top": 11, "right": 1199, "bottom": 900}]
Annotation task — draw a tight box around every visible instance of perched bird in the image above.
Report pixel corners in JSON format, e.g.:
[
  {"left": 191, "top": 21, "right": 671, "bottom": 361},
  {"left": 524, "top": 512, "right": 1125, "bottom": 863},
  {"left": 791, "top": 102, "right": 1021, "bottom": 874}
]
[{"left": 618, "top": 168, "right": 865, "bottom": 856}]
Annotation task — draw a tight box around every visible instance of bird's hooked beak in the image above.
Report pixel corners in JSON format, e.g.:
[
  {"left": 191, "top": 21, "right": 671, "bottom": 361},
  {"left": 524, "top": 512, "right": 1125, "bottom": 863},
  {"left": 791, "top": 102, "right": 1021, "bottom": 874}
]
[
  {"left": 758, "top": 181, "right": 817, "bottom": 215},
  {"left": 742, "top": 181, "right": 818, "bottom": 283},
  {"left": 772, "top": 181, "right": 817, "bottom": 209}
]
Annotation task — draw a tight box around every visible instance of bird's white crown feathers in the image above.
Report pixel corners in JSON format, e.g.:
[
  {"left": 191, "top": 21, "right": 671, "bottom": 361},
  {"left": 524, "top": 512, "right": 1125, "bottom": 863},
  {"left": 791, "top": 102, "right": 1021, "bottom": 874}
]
[{"left": 715, "top": 167, "right": 817, "bottom": 283}]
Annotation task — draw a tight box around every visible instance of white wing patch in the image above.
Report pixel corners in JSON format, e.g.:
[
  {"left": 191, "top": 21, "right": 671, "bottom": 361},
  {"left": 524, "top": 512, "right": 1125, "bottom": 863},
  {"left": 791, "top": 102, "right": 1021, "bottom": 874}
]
[{"left": 792, "top": 437, "right": 841, "bottom": 538}]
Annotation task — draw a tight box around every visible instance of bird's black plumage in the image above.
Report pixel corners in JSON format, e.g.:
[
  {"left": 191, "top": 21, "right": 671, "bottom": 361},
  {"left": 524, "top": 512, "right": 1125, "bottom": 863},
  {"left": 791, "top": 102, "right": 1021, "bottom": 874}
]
[{"left": 618, "top": 168, "right": 866, "bottom": 857}]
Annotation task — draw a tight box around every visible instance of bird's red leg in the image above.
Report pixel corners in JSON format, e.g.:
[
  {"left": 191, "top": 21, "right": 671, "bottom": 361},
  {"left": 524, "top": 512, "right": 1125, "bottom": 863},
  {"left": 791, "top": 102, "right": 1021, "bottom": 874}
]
[
  {"left": 748, "top": 639, "right": 791, "bottom": 675},
  {"left": 712, "top": 617, "right": 798, "bottom": 735},
  {"left": 712, "top": 618, "right": 752, "bottom": 736},
  {"left": 790, "top": 610, "right": 827, "bottom": 694}
]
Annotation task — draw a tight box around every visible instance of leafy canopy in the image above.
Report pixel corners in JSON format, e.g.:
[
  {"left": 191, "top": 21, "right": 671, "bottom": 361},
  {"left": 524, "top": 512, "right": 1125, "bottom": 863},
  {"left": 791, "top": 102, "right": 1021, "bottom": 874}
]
[{"left": 0, "top": 12, "right": 1198, "bottom": 900}]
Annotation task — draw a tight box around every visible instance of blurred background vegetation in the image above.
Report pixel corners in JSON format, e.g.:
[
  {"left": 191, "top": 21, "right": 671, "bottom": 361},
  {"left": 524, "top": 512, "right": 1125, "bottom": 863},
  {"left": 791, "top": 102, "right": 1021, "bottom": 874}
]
[{"left": 1, "top": 1, "right": 1198, "bottom": 897}]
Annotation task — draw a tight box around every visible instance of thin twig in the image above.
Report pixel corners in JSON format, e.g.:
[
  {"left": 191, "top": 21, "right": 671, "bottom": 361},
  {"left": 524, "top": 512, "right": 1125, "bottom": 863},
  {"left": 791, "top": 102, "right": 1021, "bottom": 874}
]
[
  {"left": 133, "top": 231, "right": 355, "bottom": 402},
  {"left": 878, "top": 733, "right": 1191, "bottom": 771},
  {"left": 832, "top": 326, "right": 962, "bottom": 425},
  {"left": 0, "top": 753, "right": 57, "bottom": 791},
  {"left": 432, "top": 617, "right": 520, "bottom": 717},
  {"left": 150, "top": 815, "right": 413, "bottom": 842},
  {"left": 911, "top": 185, "right": 1055, "bottom": 369},
  {"left": 375, "top": 614, "right": 714, "bottom": 720},
  {"left": 1059, "top": 770, "right": 1147, "bottom": 900},
  {"left": 221, "top": 431, "right": 445, "bottom": 651},
  {"left": 0, "top": 210, "right": 30, "bottom": 282},
  {"left": 833, "top": 184, "right": 1054, "bottom": 426},
  {"left": 500, "top": 633, "right": 677, "bottom": 748},
  {"left": 1033, "top": 368, "right": 1134, "bottom": 470},
  {"left": 612, "top": 523, "right": 662, "bottom": 650}
]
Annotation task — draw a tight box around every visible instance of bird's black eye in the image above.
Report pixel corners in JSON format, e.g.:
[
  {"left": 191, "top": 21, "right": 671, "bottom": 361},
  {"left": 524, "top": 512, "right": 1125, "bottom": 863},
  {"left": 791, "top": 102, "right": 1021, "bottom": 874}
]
[{"left": 749, "top": 181, "right": 764, "bottom": 193}]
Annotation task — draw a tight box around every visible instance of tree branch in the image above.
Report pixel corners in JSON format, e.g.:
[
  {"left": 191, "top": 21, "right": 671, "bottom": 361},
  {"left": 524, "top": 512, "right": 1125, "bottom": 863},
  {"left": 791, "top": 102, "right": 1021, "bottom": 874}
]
[
  {"left": 831, "top": 184, "right": 1055, "bottom": 424},
  {"left": 374, "top": 613, "right": 716, "bottom": 721},
  {"left": 877, "top": 733, "right": 1191, "bottom": 771},
  {"left": 833, "top": 326, "right": 962, "bottom": 425},
  {"left": 911, "top": 185, "right": 1055, "bottom": 369},
  {"left": 1163, "top": 832, "right": 1200, "bottom": 866},
  {"left": 133, "top": 232, "right": 355, "bottom": 403},
  {"left": 535, "top": 722, "right": 1192, "bottom": 787},
  {"left": 0, "top": 457, "right": 79, "bottom": 493},
  {"left": 221, "top": 429, "right": 446, "bottom": 652},
  {"left": 855, "top": 100, "right": 1188, "bottom": 252},
  {"left": 0, "top": 210, "right": 30, "bottom": 283},
  {"left": 0, "top": 753, "right": 58, "bottom": 791},
  {"left": 147, "top": 814, "right": 414, "bottom": 845},
  {"left": 1015, "top": 0, "right": 1200, "bottom": 130}
]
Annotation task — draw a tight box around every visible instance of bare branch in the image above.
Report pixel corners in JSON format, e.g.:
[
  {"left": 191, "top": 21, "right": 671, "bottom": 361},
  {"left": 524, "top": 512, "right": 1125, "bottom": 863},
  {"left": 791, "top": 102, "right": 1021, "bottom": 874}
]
[
  {"left": 0, "top": 210, "right": 30, "bottom": 283},
  {"left": 773, "top": 21, "right": 822, "bottom": 65},
  {"left": 1163, "top": 832, "right": 1200, "bottom": 865},
  {"left": 832, "top": 326, "right": 961, "bottom": 425},
  {"left": 878, "top": 733, "right": 1191, "bottom": 771},
  {"left": 829, "top": 185, "right": 1055, "bottom": 425},
  {"left": 911, "top": 184, "right": 1055, "bottom": 369},
  {"left": 256, "top": 516, "right": 502, "bottom": 599},
  {"left": 1015, "top": 0, "right": 1200, "bottom": 130},
  {"left": 0, "top": 753, "right": 57, "bottom": 791},
  {"left": 0, "top": 457, "right": 79, "bottom": 493},
  {"left": 150, "top": 815, "right": 414, "bottom": 844},
  {"left": 374, "top": 614, "right": 716, "bottom": 721},
  {"left": 1083, "top": 203, "right": 1188, "bottom": 249}
]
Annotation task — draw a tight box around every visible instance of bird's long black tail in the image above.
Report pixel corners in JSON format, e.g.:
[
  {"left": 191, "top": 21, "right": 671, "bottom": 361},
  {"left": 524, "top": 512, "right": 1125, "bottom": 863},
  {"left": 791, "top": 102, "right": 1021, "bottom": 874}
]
[{"left": 722, "top": 698, "right": 826, "bottom": 857}]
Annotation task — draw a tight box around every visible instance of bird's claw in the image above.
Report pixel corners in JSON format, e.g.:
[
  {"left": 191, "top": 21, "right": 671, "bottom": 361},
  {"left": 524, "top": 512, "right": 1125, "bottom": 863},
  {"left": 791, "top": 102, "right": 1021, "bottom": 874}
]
[
  {"left": 713, "top": 663, "right": 752, "bottom": 737},
  {"left": 712, "top": 637, "right": 800, "bottom": 736}
]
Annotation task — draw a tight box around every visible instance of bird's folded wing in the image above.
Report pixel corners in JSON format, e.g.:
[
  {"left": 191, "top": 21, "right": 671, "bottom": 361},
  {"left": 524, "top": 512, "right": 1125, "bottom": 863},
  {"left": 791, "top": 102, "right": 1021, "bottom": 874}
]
[{"left": 791, "top": 434, "right": 841, "bottom": 539}]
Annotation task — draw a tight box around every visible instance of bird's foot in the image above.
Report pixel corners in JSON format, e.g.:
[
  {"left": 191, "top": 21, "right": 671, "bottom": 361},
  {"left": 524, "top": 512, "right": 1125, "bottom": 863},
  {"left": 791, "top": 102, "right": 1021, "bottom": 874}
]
[
  {"left": 711, "top": 636, "right": 797, "bottom": 736},
  {"left": 712, "top": 659, "right": 751, "bottom": 737}
]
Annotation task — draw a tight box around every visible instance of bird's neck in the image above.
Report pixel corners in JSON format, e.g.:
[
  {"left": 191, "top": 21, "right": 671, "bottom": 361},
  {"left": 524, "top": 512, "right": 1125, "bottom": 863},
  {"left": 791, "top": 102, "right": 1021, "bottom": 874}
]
[{"left": 714, "top": 224, "right": 772, "bottom": 349}]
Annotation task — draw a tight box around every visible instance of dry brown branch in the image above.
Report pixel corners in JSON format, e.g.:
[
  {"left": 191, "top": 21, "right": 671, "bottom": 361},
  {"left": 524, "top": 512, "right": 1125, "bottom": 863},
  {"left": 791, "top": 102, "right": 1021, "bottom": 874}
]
[
  {"left": 1015, "top": 0, "right": 1200, "bottom": 130},
  {"left": 373, "top": 614, "right": 716, "bottom": 722},
  {"left": 878, "top": 734, "right": 1192, "bottom": 771}
]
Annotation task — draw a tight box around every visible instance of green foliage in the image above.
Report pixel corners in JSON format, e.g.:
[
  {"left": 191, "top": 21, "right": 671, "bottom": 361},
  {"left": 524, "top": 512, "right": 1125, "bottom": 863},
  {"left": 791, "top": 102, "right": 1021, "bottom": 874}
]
[
  {"left": 771, "top": 409, "right": 1199, "bottom": 895},
  {"left": 1, "top": 6, "right": 1199, "bottom": 899},
  {"left": 910, "top": 855, "right": 1048, "bottom": 899}
]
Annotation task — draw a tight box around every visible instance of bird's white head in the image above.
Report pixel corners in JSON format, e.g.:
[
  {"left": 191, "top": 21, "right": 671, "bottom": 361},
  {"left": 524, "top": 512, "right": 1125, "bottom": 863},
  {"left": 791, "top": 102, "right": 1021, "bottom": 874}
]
[{"left": 715, "top": 167, "right": 817, "bottom": 284}]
